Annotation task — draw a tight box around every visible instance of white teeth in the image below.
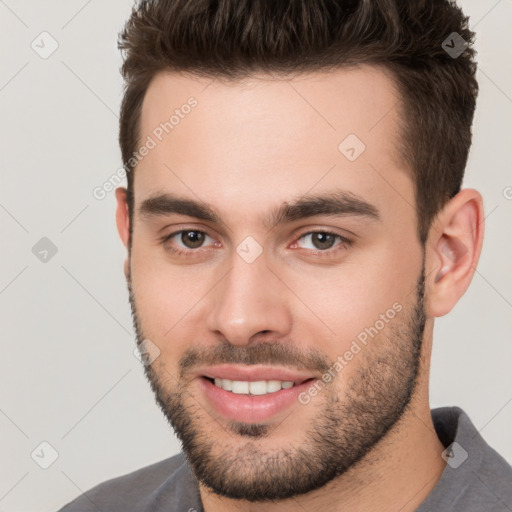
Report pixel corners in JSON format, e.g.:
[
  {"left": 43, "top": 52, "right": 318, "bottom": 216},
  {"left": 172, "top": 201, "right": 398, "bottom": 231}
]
[
  {"left": 214, "top": 377, "right": 232, "bottom": 390},
  {"left": 249, "top": 381, "right": 267, "bottom": 395},
  {"left": 231, "top": 381, "right": 249, "bottom": 394},
  {"left": 267, "top": 380, "right": 282, "bottom": 393},
  {"left": 211, "top": 378, "right": 296, "bottom": 395}
]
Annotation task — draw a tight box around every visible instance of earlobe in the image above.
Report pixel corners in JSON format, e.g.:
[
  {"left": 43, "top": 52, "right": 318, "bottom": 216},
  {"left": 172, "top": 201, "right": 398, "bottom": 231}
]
[
  {"left": 115, "top": 187, "right": 130, "bottom": 249},
  {"left": 425, "top": 189, "right": 484, "bottom": 317},
  {"left": 124, "top": 257, "right": 130, "bottom": 281}
]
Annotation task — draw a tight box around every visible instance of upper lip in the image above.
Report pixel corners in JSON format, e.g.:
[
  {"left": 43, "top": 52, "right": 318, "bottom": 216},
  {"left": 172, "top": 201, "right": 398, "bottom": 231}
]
[{"left": 195, "top": 364, "right": 316, "bottom": 384}]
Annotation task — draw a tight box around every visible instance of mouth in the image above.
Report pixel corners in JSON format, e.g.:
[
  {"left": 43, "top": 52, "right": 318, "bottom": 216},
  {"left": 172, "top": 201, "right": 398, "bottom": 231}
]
[
  {"left": 196, "top": 367, "right": 318, "bottom": 423},
  {"left": 202, "top": 376, "right": 314, "bottom": 395}
]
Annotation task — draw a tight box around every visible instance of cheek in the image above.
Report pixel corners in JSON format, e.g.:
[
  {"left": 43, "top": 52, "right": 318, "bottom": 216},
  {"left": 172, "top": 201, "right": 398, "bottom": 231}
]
[
  {"left": 130, "top": 248, "right": 200, "bottom": 343},
  {"left": 288, "top": 246, "right": 419, "bottom": 357}
]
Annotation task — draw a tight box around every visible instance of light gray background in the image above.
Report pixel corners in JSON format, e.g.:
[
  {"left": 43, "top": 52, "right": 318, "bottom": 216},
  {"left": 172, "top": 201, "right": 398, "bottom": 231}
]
[{"left": 0, "top": 1, "right": 511, "bottom": 511}]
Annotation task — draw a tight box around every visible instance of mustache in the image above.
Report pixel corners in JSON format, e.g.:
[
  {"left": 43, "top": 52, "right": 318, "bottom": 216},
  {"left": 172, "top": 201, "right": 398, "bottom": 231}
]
[{"left": 178, "top": 340, "right": 331, "bottom": 379}]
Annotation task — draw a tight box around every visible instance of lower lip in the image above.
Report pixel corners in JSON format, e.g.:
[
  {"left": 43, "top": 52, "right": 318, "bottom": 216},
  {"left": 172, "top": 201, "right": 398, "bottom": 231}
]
[{"left": 199, "top": 377, "right": 315, "bottom": 423}]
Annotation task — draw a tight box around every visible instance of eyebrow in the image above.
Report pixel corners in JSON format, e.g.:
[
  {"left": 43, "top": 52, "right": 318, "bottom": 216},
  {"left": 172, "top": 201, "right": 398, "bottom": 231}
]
[{"left": 138, "top": 190, "right": 380, "bottom": 231}]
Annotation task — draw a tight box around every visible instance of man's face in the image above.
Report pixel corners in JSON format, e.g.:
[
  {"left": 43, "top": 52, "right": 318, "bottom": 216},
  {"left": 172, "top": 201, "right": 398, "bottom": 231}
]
[{"left": 123, "top": 66, "right": 426, "bottom": 500}]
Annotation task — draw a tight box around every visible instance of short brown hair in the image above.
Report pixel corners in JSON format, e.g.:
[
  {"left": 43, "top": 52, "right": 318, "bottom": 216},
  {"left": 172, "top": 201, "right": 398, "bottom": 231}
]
[{"left": 118, "top": 0, "right": 478, "bottom": 245}]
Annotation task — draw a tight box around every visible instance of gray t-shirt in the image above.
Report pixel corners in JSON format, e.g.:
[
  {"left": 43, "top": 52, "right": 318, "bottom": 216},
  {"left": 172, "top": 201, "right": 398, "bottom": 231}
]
[{"left": 57, "top": 407, "right": 512, "bottom": 511}]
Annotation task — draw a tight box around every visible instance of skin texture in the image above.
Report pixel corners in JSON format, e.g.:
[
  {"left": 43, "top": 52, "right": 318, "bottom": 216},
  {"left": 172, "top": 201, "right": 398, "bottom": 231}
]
[{"left": 115, "top": 66, "right": 485, "bottom": 512}]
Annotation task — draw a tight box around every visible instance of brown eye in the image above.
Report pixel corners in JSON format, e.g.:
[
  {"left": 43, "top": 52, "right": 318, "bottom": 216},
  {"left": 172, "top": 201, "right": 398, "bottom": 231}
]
[
  {"left": 310, "top": 232, "right": 336, "bottom": 250},
  {"left": 160, "top": 229, "right": 216, "bottom": 255},
  {"left": 180, "top": 230, "right": 206, "bottom": 249},
  {"left": 296, "top": 231, "right": 347, "bottom": 252}
]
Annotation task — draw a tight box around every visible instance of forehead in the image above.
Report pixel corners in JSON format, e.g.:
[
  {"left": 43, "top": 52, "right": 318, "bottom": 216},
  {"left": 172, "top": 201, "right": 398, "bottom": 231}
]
[
  {"left": 139, "top": 66, "right": 402, "bottom": 160},
  {"left": 134, "top": 65, "right": 413, "bottom": 229}
]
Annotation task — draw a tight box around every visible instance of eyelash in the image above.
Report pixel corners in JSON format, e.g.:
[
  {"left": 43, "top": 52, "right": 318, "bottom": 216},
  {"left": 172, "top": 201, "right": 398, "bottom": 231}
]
[{"left": 159, "top": 228, "right": 353, "bottom": 258}]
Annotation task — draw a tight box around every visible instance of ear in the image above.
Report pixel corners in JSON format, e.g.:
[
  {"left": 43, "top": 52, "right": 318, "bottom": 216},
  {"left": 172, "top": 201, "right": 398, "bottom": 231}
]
[
  {"left": 115, "top": 187, "right": 131, "bottom": 280},
  {"left": 425, "top": 188, "right": 484, "bottom": 317}
]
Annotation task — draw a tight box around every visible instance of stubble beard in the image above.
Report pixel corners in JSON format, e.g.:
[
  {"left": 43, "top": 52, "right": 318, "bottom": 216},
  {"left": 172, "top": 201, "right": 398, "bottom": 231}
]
[{"left": 127, "top": 266, "right": 426, "bottom": 502}]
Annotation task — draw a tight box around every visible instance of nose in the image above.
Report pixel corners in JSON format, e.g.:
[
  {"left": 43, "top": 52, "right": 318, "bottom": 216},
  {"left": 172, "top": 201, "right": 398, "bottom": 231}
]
[{"left": 205, "top": 249, "right": 293, "bottom": 346}]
